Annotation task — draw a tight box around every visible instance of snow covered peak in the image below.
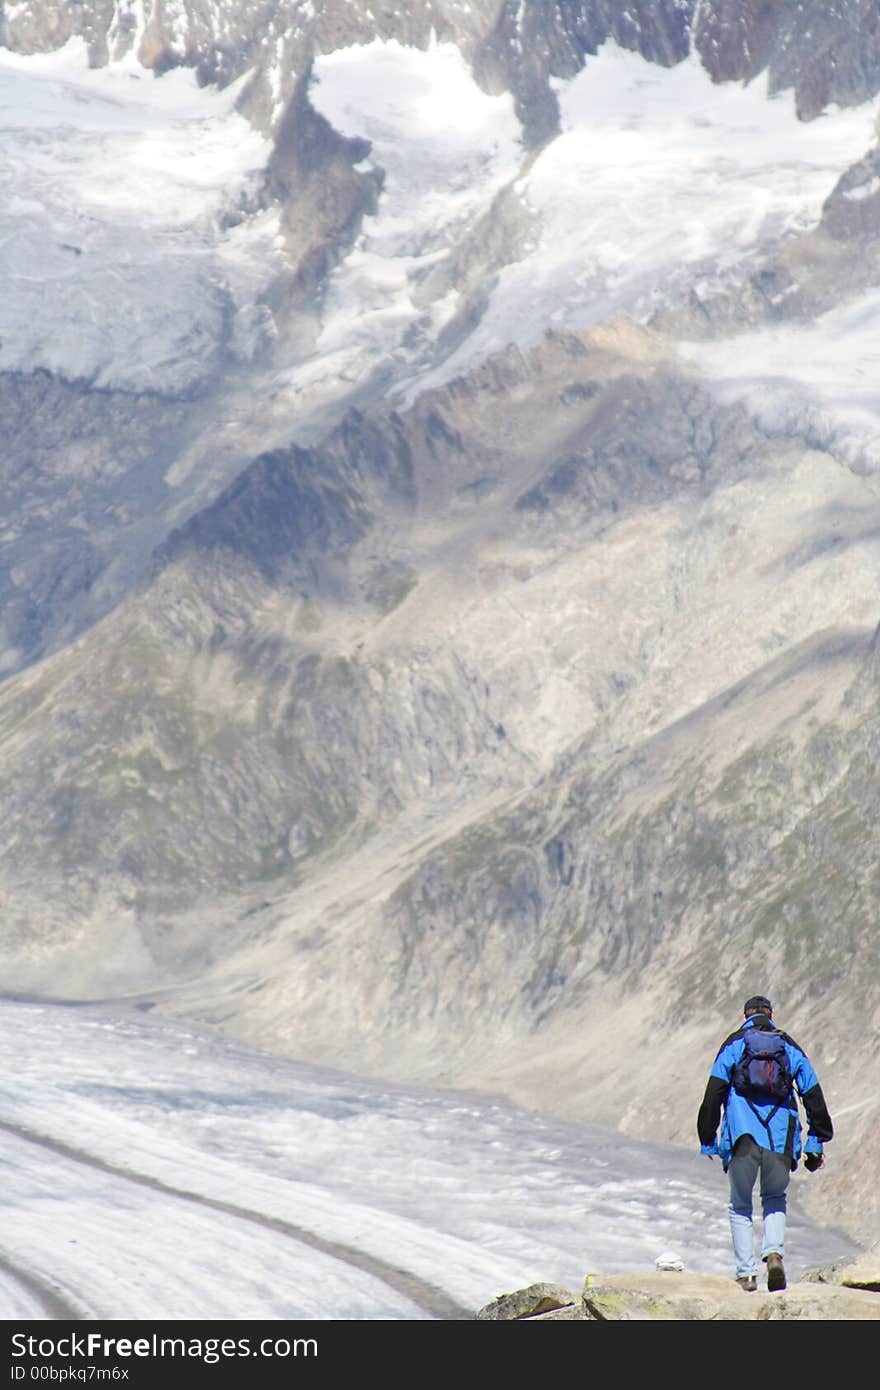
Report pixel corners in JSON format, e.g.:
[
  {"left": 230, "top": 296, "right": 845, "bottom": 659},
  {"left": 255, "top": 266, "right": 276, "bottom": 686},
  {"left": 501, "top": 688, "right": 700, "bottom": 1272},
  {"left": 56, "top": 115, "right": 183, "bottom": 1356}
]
[{"left": 0, "top": 42, "right": 278, "bottom": 393}]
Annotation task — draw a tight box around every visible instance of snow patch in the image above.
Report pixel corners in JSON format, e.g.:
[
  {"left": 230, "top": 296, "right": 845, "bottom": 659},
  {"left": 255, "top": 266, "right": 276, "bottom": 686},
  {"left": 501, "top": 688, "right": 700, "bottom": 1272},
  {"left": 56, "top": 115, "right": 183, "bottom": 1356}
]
[
  {"left": 403, "top": 43, "right": 877, "bottom": 399},
  {"left": 297, "top": 38, "right": 522, "bottom": 392},
  {"left": 0, "top": 42, "right": 278, "bottom": 393},
  {"left": 680, "top": 288, "right": 880, "bottom": 470},
  {"left": 842, "top": 175, "right": 880, "bottom": 202}
]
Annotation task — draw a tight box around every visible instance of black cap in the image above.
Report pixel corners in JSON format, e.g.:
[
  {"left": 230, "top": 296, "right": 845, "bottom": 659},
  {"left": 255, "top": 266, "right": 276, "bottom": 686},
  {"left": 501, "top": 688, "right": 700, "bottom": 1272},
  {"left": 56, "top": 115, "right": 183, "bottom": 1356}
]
[{"left": 744, "top": 995, "right": 772, "bottom": 1016}]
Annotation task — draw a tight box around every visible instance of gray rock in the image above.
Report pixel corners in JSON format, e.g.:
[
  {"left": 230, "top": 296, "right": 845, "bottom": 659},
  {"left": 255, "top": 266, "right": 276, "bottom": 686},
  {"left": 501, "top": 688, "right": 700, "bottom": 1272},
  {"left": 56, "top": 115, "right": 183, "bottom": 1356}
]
[
  {"left": 474, "top": 1282, "right": 578, "bottom": 1320},
  {"left": 802, "top": 1244, "right": 880, "bottom": 1293},
  {"left": 822, "top": 151, "right": 880, "bottom": 243}
]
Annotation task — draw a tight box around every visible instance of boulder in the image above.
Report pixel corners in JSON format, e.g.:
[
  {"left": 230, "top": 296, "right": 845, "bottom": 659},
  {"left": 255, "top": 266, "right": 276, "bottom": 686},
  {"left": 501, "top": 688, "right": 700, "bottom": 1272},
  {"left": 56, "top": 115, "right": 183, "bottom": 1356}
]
[
  {"left": 474, "top": 1283, "right": 577, "bottom": 1320},
  {"left": 802, "top": 1242, "right": 880, "bottom": 1293}
]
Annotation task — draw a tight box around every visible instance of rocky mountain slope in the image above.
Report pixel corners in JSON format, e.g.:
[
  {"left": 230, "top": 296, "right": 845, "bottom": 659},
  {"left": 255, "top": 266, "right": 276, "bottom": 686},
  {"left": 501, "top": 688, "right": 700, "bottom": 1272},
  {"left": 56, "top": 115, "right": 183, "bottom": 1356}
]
[{"left": 1, "top": 1, "right": 879, "bottom": 1247}]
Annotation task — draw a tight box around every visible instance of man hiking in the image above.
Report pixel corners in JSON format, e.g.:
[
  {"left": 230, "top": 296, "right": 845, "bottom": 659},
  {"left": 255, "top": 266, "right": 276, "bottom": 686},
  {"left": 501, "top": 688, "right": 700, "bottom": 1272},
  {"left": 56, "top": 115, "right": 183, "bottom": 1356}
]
[{"left": 697, "top": 995, "right": 833, "bottom": 1291}]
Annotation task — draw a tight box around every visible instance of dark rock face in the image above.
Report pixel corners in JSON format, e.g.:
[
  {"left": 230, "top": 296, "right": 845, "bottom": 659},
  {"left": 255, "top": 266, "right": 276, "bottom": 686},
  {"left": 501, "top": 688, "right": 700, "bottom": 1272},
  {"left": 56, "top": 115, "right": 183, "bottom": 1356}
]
[
  {"left": 694, "top": 0, "right": 784, "bottom": 85},
  {"left": 694, "top": 0, "right": 880, "bottom": 118},
  {"left": 514, "top": 373, "right": 751, "bottom": 514},
  {"left": 822, "top": 150, "right": 880, "bottom": 241},
  {"left": 158, "top": 445, "right": 369, "bottom": 586},
  {"left": 157, "top": 407, "right": 416, "bottom": 586},
  {"left": 264, "top": 69, "right": 384, "bottom": 316},
  {"left": 0, "top": 0, "right": 117, "bottom": 62},
  {"left": 0, "top": 373, "right": 192, "bottom": 673},
  {"left": 474, "top": 0, "right": 695, "bottom": 143}
]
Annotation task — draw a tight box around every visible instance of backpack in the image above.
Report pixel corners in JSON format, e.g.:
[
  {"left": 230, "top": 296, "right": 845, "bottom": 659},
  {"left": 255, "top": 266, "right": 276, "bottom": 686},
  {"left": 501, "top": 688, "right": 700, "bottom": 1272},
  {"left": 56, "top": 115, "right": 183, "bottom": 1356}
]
[{"left": 731, "top": 1028, "right": 793, "bottom": 1103}]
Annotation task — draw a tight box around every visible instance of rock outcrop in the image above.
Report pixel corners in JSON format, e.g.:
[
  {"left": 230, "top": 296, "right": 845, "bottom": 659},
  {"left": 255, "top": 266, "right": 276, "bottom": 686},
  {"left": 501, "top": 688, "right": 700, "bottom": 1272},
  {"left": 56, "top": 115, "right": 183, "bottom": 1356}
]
[
  {"left": 474, "top": 1282, "right": 578, "bottom": 1320},
  {"left": 802, "top": 1242, "right": 880, "bottom": 1294},
  {"left": 477, "top": 1268, "right": 880, "bottom": 1320}
]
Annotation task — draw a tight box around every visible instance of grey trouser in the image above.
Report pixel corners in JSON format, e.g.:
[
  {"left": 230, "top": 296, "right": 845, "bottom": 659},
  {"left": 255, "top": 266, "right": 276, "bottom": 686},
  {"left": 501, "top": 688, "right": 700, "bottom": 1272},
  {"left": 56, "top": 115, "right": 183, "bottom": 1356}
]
[{"left": 727, "top": 1134, "right": 791, "bottom": 1277}]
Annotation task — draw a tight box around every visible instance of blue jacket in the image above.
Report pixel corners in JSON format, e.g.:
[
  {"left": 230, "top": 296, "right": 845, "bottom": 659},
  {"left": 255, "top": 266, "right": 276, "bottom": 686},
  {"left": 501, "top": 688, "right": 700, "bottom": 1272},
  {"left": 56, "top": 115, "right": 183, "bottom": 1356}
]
[{"left": 697, "top": 1015, "right": 833, "bottom": 1169}]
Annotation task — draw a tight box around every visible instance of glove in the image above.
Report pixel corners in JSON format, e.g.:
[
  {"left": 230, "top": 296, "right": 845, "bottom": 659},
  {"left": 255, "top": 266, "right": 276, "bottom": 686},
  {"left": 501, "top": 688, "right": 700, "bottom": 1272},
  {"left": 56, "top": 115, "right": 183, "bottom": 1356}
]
[
  {"left": 700, "top": 1143, "right": 720, "bottom": 1159},
  {"left": 804, "top": 1151, "right": 824, "bottom": 1172}
]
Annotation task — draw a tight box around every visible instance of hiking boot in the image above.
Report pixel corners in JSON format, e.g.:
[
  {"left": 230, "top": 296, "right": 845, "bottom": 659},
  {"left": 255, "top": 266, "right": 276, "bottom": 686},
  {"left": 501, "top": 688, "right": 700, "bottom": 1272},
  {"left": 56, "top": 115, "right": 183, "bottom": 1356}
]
[
  {"left": 736, "top": 1275, "right": 757, "bottom": 1292},
  {"left": 766, "top": 1252, "right": 786, "bottom": 1291}
]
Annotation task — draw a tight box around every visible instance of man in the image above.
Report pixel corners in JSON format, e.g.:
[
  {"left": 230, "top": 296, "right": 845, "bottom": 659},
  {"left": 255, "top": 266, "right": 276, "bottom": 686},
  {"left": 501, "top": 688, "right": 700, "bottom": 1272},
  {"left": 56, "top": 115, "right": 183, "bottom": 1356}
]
[{"left": 697, "top": 995, "right": 833, "bottom": 1291}]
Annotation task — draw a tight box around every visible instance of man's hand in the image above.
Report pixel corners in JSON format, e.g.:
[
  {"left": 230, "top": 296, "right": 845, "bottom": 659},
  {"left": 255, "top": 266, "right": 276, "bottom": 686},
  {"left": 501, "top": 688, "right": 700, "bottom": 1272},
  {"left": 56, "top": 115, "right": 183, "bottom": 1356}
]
[
  {"left": 804, "top": 1138, "right": 824, "bottom": 1172},
  {"left": 700, "top": 1143, "right": 720, "bottom": 1159}
]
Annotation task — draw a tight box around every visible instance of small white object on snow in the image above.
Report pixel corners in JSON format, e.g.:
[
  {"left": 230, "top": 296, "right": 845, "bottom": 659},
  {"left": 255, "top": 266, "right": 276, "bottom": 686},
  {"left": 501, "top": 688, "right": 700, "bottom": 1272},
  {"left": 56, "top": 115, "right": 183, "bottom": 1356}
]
[{"left": 655, "top": 1252, "right": 685, "bottom": 1272}]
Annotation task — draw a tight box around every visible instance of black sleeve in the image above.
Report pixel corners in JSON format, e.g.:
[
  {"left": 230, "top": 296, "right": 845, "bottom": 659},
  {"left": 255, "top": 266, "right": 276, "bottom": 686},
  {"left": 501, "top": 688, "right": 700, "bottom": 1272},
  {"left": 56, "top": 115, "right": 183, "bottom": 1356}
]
[
  {"left": 697, "top": 1077, "right": 729, "bottom": 1145},
  {"left": 782, "top": 1032, "right": 834, "bottom": 1142},
  {"left": 801, "top": 1083, "right": 834, "bottom": 1142}
]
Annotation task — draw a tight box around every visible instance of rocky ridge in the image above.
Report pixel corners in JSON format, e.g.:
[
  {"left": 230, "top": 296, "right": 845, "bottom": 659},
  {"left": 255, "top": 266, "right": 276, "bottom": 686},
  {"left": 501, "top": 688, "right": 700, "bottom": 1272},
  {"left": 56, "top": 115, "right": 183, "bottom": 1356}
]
[
  {"left": 6, "top": 2, "right": 880, "bottom": 138},
  {"left": 475, "top": 1250, "right": 880, "bottom": 1319}
]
